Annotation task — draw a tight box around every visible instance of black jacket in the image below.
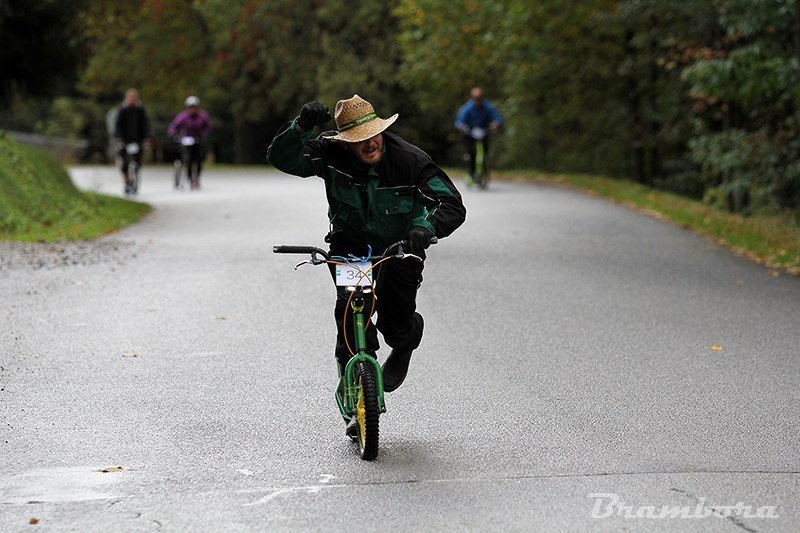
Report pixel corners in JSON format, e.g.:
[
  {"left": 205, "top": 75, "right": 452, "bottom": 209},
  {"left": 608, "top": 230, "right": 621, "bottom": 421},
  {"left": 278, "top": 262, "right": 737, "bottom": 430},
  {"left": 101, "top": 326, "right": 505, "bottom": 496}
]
[
  {"left": 268, "top": 121, "right": 466, "bottom": 252},
  {"left": 114, "top": 105, "right": 151, "bottom": 144}
]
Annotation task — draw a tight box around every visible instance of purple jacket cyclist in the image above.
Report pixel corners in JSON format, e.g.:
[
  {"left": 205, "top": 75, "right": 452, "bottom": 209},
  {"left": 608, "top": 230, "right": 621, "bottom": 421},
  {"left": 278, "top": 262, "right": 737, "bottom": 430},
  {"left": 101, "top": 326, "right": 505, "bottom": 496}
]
[
  {"left": 168, "top": 96, "right": 212, "bottom": 139},
  {"left": 168, "top": 96, "right": 212, "bottom": 190}
]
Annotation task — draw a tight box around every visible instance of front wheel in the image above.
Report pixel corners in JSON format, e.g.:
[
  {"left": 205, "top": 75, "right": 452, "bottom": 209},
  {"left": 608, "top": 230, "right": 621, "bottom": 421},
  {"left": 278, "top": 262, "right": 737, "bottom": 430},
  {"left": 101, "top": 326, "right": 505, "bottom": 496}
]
[
  {"left": 355, "top": 362, "right": 380, "bottom": 460},
  {"left": 173, "top": 159, "right": 183, "bottom": 190},
  {"left": 477, "top": 170, "right": 489, "bottom": 189},
  {"left": 129, "top": 160, "right": 140, "bottom": 194},
  {"left": 475, "top": 141, "right": 488, "bottom": 189}
]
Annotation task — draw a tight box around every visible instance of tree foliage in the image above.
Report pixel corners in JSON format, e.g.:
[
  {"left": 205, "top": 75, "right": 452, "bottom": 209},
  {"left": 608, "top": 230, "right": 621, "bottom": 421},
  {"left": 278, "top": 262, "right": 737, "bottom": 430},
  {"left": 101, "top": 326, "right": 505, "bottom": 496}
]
[
  {"left": 393, "top": 0, "right": 798, "bottom": 212},
  {"left": 80, "top": 0, "right": 212, "bottom": 112},
  {"left": 0, "top": 0, "right": 87, "bottom": 107},
  {"left": 4, "top": 0, "right": 800, "bottom": 212},
  {"left": 683, "top": 0, "right": 800, "bottom": 211},
  {"left": 500, "top": 0, "right": 627, "bottom": 172}
]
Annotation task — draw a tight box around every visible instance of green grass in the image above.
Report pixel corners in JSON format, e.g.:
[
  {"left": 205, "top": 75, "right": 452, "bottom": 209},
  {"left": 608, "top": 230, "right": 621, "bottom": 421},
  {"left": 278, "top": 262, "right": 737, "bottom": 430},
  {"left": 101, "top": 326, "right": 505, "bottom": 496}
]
[
  {"left": 0, "top": 133, "right": 150, "bottom": 242},
  {"left": 496, "top": 169, "right": 800, "bottom": 275}
]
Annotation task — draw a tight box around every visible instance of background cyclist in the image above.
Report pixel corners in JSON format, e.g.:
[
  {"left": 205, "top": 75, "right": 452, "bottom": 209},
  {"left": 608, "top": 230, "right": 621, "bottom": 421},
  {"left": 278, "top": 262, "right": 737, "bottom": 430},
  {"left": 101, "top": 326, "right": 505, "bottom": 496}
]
[
  {"left": 167, "top": 95, "right": 212, "bottom": 190},
  {"left": 454, "top": 87, "right": 503, "bottom": 183},
  {"left": 113, "top": 88, "right": 151, "bottom": 195}
]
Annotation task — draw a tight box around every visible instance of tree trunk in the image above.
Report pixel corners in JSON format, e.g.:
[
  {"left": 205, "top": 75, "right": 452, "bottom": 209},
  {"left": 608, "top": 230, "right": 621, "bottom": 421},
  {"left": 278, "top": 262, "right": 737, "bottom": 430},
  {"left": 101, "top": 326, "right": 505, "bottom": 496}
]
[
  {"left": 233, "top": 112, "right": 244, "bottom": 165},
  {"left": 624, "top": 29, "right": 646, "bottom": 182},
  {"left": 795, "top": 0, "right": 800, "bottom": 68},
  {"left": 648, "top": 26, "right": 662, "bottom": 183}
]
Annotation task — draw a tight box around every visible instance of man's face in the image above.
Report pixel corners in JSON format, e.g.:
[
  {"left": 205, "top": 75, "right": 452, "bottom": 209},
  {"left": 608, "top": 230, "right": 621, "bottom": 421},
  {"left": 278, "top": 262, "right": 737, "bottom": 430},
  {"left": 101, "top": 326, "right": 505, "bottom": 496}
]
[
  {"left": 343, "top": 134, "right": 383, "bottom": 165},
  {"left": 125, "top": 93, "right": 138, "bottom": 107},
  {"left": 188, "top": 105, "right": 199, "bottom": 116}
]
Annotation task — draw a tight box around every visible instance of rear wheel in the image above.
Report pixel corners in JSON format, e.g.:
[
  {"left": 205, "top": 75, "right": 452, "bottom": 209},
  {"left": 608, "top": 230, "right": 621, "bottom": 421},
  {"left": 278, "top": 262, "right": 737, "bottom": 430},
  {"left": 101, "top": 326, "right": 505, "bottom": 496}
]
[{"left": 355, "top": 362, "right": 379, "bottom": 460}]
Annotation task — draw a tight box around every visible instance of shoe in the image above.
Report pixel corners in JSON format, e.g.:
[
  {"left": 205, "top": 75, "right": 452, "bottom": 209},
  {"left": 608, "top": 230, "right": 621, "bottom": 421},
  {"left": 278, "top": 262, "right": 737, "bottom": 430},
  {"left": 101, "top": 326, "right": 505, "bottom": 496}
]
[
  {"left": 381, "top": 348, "right": 413, "bottom": 392},
  {"left": 345, "top": 417, "right": 359, "bottom": 441}
]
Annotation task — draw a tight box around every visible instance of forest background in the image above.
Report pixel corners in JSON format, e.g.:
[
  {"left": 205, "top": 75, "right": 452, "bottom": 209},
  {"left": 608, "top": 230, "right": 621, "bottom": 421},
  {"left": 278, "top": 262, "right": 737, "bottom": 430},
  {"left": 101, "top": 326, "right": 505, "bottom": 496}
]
[{"left": 2, "top": 0, "right": 799, "bottom": 217}]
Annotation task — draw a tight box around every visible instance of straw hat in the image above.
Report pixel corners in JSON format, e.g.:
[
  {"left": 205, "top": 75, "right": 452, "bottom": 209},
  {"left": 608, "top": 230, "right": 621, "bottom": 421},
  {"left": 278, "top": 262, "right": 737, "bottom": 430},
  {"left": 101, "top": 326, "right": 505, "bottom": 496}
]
[{"left": 327, "top": 94, "right": 398, "bottom": 143}]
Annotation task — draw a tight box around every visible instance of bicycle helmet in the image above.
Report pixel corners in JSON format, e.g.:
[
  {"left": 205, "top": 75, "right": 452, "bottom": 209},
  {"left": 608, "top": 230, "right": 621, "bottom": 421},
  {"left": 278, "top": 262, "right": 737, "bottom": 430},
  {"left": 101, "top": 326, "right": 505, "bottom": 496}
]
[{"left": 184, "top": 95, "right": 200, "bottom": 108}]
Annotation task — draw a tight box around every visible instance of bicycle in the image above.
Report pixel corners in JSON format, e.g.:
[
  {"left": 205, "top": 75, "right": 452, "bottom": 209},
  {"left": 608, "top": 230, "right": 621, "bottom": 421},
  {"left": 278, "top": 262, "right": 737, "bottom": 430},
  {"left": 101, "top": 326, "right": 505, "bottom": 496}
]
[
  {"left": 124, "top": 142, "right": 142, "bottom": 195},
  {"left": 273, "top": 240, "right": 426, "bottom": 460},
  {"left": 173, "top": 136, "right": 198, "bottom": 190},
  {"left": 468, "top": 126, "right": 489, "bottom": 189}
]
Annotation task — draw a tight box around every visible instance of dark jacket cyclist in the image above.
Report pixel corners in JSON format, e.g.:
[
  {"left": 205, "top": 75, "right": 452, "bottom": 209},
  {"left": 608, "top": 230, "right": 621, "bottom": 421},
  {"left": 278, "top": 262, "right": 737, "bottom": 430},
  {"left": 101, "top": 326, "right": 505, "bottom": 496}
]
[
  {"left": 455, "top": 87, "right": 503, "bottom": 182},
  {"left": 267, "top": 94, "right": 466, "bottom": 400},
  {"left": 114, "top": 88, "right": 151, "bottom": 195}
]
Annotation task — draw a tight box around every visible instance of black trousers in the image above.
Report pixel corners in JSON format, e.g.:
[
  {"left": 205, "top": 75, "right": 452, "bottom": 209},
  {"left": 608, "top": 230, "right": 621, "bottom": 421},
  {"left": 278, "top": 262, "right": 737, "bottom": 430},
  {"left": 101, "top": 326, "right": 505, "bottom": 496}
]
[
  {"left": 183, "top": 144, "right": 206, "bottom": 180},
  {"left": 328, "top": 248, "right": 425, "bottom": 365}
]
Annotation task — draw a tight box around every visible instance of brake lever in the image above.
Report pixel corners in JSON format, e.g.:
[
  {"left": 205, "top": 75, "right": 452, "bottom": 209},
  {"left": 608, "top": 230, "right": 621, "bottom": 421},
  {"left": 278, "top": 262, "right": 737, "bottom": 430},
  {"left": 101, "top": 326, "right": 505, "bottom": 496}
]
[
  {"left": 394, "top": 238, "right": 434, "bottom": 261},
  {"left": 295, "top": 256, "right": 327, "bottom": 269},
  {"left": 392, "top": 244, "right": 421, "bottom": 261}
]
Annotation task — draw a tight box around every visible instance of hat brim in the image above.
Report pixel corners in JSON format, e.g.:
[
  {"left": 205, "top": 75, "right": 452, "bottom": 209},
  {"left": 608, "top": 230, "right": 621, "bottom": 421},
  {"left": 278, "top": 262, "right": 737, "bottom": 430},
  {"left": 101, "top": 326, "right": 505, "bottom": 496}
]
[{"left": 327, "top": 114, "right": 398, "bottom": 143}]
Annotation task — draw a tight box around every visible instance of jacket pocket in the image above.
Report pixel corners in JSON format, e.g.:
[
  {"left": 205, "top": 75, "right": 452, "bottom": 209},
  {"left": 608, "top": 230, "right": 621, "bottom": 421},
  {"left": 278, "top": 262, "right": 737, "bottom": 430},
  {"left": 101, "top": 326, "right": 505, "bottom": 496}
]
[
  {"left": 370, "top": 186, "right": 416, "bottom": 237},
  {"left": 328, "top": 179, "right": 363, "bottom": 228},
  {"left": 375, "top": 186, "right": 414, "bottom": 216}
]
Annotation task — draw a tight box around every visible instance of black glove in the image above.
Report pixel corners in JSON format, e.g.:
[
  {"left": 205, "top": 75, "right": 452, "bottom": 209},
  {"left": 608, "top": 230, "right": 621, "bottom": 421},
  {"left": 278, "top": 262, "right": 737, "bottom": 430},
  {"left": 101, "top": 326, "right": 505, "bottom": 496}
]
[
  {"left": 297, "top": 102, "right": 331, "bottom": 131},
  {"left": 407, "top": 226, "right": 434, "bottom": 251}
]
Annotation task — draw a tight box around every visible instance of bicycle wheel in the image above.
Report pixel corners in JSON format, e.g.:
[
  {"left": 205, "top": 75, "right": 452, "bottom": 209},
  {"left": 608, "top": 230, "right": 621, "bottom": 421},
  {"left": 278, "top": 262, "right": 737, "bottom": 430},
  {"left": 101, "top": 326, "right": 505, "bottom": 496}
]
[
  {"left": 476, "top": 141, "right": 488, "bottom": 189},
  {"left": 355, "top": 361, "right": 380, "bottom": 460},
  {"left": 173, "top": 159, "right": 183, "bottom": 190},
  {"left": 478, "top": 170, "right": 489, "bottom": 189},
  {"left": 129, "top": 160, "right": 140, "bottom": 194}
]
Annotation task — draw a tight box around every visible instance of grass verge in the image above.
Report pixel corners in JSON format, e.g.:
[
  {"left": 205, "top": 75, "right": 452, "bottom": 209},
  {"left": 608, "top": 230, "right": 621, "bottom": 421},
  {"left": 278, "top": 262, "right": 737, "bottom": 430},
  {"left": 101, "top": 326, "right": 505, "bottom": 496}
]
[
  {"left": 0, "top": 133, "right": 150, "bottom": 242},
  {"left": 496, "top": 169, "right": 800, "bottom": 275}
]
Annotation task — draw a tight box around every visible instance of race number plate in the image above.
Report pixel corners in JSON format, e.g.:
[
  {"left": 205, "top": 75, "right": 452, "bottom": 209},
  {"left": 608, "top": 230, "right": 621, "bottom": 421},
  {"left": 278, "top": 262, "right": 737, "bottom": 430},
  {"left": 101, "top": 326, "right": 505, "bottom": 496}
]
[
  {"left": 125, "top": 143, "right": 140, "bottom": 155},
  {"left": 470, "top": 127, "right": 486, "bottom": 140},
  {"left": 180, "top": 136, "right": 196, "bottom": 146},
  {"left": 335, "top": 261, "right": 373, "bottom": 287}
]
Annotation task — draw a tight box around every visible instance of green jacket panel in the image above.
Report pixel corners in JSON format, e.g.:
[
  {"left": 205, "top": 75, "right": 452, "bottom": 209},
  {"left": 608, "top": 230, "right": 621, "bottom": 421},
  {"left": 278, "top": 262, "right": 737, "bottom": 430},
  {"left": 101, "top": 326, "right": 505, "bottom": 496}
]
[{"left": 267, "top": 119, "right": 466, "bottom": 251}]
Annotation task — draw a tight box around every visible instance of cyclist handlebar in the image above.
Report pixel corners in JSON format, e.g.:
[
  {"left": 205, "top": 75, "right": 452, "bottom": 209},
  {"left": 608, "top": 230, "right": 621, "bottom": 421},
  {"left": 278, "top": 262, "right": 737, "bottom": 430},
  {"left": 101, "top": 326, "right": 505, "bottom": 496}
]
[
  {"left": 272, "top": 238, "right": 438, "bottom": 263},
  {"left": 354, "top": 238, "right": 438, "bottom": 261},
  {"left": 273, "top": 245, "right": 330, "bottom": 258}
]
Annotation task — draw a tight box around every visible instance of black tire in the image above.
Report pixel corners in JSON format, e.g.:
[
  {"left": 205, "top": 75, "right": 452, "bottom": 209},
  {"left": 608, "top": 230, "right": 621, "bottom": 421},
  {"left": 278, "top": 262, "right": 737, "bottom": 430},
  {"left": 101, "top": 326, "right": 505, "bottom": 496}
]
[
  {"left": 477, "top": 169, "right": 489, "bottom": 189},
  {"left": 355, "top": 362, "right": 380, "bottom": 460},
  {"left": 475, "top": 141, "right": 488, "bottom": 189},
  {"left": 173, "top": 159, "right": 183, "bottom": 189},
  {"left": 129, "top": 160, "right": 140, "bottom": 194}
]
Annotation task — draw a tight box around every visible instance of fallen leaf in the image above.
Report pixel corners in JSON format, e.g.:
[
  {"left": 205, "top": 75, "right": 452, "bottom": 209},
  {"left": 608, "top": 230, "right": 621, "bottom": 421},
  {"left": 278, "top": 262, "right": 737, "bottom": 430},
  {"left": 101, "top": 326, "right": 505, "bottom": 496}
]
[
  {"left": 215, "top": 316, "right": 227, "bottom": 320},
  {"left": 122, "top": 353, "right": 141, "bottom": 358},
  {"left": 734, "top": 280, "right": 744, "bottom": 286},
  {"left": 29, "top": 518, "right": 39, "bottom": 525},
  {"left": 768, "top": 270, "right": 779, "bottom": 278},
  {"left": 99, "top": 466, "right": 123, "bottom": 473},
  {"left": 711, "top": 345, "right": 723, "bottom": 351}
]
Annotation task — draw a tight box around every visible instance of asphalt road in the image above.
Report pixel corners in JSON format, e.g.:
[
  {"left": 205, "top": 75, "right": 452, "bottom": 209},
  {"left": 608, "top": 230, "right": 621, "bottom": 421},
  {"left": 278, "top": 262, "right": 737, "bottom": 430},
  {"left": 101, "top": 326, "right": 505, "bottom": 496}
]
[{"left": 2, "top": 166, "right": 799, "bottom": 532}]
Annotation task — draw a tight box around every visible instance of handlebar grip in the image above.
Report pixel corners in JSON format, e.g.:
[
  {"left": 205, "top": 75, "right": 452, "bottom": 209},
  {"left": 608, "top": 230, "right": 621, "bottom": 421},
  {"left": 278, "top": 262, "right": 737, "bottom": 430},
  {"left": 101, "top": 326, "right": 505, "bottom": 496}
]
[{"left": 273, "top": 245, "right": 319, "bottom": 254}]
